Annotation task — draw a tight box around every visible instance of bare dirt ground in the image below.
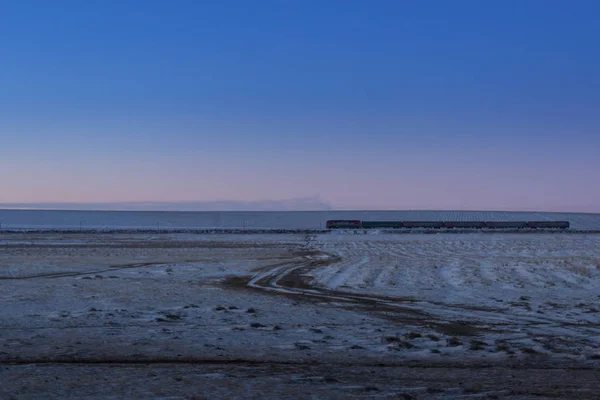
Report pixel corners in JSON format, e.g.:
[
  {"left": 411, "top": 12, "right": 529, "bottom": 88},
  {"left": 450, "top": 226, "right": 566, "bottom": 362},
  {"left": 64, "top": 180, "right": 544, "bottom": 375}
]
[{"left": 1, "top": 232, "right": 599, "bottom": 399}]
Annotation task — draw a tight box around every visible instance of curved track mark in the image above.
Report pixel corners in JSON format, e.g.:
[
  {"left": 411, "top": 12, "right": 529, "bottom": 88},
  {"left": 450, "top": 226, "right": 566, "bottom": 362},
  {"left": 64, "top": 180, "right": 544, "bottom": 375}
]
[{"left": 0, "top": 261, "right": 169, "bottom": 280}]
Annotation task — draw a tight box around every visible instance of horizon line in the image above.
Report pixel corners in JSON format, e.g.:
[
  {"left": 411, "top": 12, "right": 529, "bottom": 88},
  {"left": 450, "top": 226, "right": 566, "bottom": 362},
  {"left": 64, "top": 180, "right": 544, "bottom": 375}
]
[{"left": 0, "top": 205, "right": 598, "bottom": 215}]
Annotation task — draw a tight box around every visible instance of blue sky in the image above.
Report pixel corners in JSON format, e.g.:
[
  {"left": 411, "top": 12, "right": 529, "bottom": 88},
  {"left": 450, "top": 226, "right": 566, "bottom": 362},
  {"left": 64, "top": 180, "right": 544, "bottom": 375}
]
[{"left": 1, "top": 1, "right": 599, "bottom": 211}]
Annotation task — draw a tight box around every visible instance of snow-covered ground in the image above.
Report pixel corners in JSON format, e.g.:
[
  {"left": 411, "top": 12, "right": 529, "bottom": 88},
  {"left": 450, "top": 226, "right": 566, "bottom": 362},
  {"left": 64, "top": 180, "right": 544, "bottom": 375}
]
[
  {"left": 308, "top": 233, "right": 600, "bottom": 358},
  {"left": 1, "top": 232, "right": 599, "bottom": 399}
]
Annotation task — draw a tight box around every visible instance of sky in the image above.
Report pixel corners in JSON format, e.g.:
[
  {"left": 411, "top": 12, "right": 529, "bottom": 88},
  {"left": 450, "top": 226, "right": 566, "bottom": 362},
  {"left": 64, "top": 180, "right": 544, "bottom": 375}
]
[{"left": 1, "top": 0, "right": 599, "bottom": 212}]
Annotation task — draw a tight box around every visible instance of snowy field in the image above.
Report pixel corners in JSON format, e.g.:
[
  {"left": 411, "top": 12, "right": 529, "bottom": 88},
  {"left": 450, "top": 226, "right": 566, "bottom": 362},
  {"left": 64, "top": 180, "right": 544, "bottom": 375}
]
[
  {"left": 2, "top": 209, "right": 600, "bottom": 230},
  {"left": 1, "top": 232, "right": 599, "bottom": 399},
  {"left": 310, "top": 233, "right": 600, "bottom": 356}
]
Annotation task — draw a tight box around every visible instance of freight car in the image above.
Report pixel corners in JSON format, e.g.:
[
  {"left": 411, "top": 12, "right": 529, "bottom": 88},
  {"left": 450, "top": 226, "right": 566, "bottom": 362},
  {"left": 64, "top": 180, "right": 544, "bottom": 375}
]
[
  {"left": 325, "top": 220, "right": 362, "bottom": 229},
  {"left": 401, "top": 221, "right": 444, "bottom": 229},
  {"left": 526, "top": 221, "right": 570, "bottom": 229},
  {"left": 361, "top": 221, "right": 405, "bottom": 229},
  {"left": 484, "top": 221, "right": 528, "bottom": 229},
  {"left": 443, "top": 221, "right": 486, "bottom": 229}
]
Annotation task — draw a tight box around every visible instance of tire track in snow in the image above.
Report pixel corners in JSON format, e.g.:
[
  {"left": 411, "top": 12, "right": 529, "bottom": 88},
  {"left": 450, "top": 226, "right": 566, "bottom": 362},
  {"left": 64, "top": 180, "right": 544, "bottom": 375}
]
[
  {"left": 242, "top": 235, "right": 600, "bottom": 340},
  {"left": 0, "top": 262, "right": 170, "bottom": 280}
]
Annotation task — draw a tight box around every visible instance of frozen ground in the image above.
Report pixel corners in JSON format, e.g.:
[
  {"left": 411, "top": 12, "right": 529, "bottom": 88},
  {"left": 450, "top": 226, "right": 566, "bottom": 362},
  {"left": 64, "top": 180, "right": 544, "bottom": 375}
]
[
  {"left": 1, "top": 232, "right": 599, "bottom": 399},
  {"left": 309, "top": 233, "right": 600, "bottom": 358}
]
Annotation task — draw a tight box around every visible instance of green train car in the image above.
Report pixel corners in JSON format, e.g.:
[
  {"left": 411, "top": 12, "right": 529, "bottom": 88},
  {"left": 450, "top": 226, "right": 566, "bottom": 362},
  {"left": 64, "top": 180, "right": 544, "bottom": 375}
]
[
  {"left": 325, "top": 220, "right": 570, "bottom": 230},
  {"left": 360, "top": 221, "right": 405, "bottom": 229}
]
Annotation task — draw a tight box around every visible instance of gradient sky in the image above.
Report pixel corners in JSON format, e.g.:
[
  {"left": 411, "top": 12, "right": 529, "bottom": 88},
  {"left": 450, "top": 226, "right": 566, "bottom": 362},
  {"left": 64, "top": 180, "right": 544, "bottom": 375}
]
[{"left": 1, "top": 0, "right": 599, "bottom": 211}]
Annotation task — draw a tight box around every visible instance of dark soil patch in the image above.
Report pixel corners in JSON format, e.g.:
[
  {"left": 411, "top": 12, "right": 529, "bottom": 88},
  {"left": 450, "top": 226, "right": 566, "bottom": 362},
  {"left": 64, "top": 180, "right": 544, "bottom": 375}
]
[{"left": 434, "top": 322, "right": 481, "bottom": 337}]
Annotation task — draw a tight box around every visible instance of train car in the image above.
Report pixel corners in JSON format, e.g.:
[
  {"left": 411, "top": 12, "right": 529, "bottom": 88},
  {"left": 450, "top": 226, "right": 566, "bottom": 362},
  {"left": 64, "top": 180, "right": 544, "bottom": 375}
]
[
  {"left": 484, "top": 221, "right": 528, "bottom": 229},
  {"left": 526, "top": 221, "right": 570, "bottom": 229},
  {"left": 326, "top": 219, "right": 569, "bottom": 230},
  {"left": 554, "top": 221, "right": 570, "bottom": 229},
  {"left": 361, "top": 221, "right": 404, "bottom": 229},
  {"left": 325, "top": 220, "right": 362, "bottom": 229},
  {"left": 402, "top": 221, "right": 444, "bottom": 229},
  {"left": 443, "top": 221, "right": 486, "bottom": 229}
]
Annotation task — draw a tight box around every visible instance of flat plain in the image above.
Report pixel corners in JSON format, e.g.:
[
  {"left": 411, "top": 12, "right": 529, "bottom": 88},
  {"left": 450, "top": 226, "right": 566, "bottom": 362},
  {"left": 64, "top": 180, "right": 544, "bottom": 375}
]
[{"left": 1, "top": 231, "right": 599, "bottom": 399}]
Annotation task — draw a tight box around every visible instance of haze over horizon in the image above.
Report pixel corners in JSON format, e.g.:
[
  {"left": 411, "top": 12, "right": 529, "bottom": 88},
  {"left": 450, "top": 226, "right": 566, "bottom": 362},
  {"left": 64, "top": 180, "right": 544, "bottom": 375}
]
[
  {"left": 2, "top": 1, "right": 599, "bottom": 212},
  {"left": 1, "top": 198, "right": 599, "bottom": 213}
]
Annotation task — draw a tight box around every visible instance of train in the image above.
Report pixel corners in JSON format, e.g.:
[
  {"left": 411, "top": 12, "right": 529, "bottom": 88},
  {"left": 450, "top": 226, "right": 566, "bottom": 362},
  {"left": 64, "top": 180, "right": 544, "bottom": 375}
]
[
  {"left": 325, "top": 220, "right": 362, "bottom": 229},
  {"left": 325, "top": 220, "right": 570, "bottom": 230}
]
